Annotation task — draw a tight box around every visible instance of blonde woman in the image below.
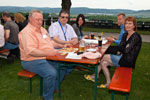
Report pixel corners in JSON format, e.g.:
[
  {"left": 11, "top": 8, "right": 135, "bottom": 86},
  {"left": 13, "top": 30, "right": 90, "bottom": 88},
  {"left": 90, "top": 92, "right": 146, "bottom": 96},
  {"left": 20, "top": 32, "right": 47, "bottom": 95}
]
[{"left": 14, "top": 13, "right": 28, "bottom": 31}]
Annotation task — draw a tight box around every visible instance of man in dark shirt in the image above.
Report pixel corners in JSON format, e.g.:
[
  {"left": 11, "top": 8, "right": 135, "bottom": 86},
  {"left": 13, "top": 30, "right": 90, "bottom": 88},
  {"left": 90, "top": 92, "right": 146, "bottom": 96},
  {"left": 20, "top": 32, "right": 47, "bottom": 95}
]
[{"left": 2, "top": 12, "right": 19, "bottom": 62}]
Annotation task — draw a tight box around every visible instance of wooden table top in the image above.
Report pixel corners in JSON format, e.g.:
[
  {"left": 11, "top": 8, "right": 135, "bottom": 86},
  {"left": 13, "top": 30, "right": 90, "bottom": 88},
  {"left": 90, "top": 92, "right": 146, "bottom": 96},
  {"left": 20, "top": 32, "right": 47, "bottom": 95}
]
[{"left": 46, "top": 41, "right": 112, "bottom": 65}]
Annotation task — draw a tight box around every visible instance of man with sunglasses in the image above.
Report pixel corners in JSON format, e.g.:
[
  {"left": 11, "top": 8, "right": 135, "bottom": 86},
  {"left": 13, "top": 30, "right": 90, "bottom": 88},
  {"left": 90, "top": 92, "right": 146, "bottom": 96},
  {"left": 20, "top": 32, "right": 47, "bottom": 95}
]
[
  {"left": 48, "top": 10, "right": 78, "bottom": 46},
  {"left": 48, "top": 10, "right": 78, "bottom": 76}
]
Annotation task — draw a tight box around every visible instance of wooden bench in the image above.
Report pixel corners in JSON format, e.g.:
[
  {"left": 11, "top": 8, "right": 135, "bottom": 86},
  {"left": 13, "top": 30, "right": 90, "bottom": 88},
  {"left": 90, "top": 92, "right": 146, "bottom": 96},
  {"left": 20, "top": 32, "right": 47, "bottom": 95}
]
[
  {"left": 0, "top": 49, "right": 9, "bottom": 65},
  {"left": 0, "top": 49, "right": 9, "bottom": 53},
  {"left": 0, "top": 49, "right": 9, "bottom": 58},
  {"left": 18, "top": 70, "right": 43, "bottom": 96},
  {"left": 109, "top": 67, "right": 132, "bottom": 100}
]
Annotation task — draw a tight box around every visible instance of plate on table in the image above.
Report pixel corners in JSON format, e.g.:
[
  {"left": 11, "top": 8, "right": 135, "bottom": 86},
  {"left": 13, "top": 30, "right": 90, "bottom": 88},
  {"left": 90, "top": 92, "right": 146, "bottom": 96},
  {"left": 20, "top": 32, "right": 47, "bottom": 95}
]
[
  {"left": 59, "top": 47, "right": 78, "bottom": 55},
  {"left": 61, "top": 47, "right": 78, "bottom": 52},
  {"left": 80, "top": 52, "right": 101, "bottom": 59}
]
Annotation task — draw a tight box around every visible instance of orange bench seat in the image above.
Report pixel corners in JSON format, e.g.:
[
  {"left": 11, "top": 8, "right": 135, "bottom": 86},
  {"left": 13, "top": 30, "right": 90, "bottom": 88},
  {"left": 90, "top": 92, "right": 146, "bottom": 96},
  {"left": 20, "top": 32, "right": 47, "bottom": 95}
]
[
  {"left": 18, "top": 70, "right": 43, "bottom": 96},
  {"left": 18, "top": 70, "right": 37, "bottom": 78},
  {"left": 0, "top": 49, "right": 9, "bottom": 53},
  {"left": 109, "top": 67, "right": 132, "bottom": 100}
]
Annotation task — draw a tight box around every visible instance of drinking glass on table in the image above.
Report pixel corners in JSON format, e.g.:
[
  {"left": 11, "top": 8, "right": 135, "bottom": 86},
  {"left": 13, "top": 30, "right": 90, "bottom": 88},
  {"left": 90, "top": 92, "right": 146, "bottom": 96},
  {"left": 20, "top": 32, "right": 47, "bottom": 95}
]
[
  {"left": 98, "top": 33, "right": 101, "bottom": 39},
  {"left": 98, "top": 32, "right": 103, "bottom": 46},
  {"left": 98, "top": 39, "right": 102, "bottom": 46},
  {"left": 91, "top": 33, "right": 95, "bottom": 39},
  {"left": 79, "top": 39, "right": 85, "bottom": 52}
]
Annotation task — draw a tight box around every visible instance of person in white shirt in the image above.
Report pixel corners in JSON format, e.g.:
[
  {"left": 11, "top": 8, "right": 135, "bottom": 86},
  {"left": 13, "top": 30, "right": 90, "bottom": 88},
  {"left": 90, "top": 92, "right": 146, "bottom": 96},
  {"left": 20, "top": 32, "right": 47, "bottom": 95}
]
[
  {"left": 0, "top": 24, "right": 4, "bottom": 49},
  {"left": 48, "top": 10, "right": 78, "bottom": 46},
  {"left": 48, "top": 10, "right": 78, "bottom": 75}
]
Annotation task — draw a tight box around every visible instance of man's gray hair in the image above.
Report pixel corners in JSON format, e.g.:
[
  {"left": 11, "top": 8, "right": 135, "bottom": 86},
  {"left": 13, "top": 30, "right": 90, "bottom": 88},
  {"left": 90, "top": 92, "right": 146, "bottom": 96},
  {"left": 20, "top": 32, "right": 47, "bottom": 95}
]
[{"left": 29, "top": 9, "right": 43, "bottom": 17}]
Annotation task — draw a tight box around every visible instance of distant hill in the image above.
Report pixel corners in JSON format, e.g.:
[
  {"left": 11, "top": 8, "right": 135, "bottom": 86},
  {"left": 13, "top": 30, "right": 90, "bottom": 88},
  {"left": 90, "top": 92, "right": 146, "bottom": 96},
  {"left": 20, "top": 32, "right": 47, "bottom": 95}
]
[
  {"left": 70, "top": 7, "right": 135, "bottom": 15},
  {"left": 0, "top": 6, "right": 150, "bottom": 18},
  {"left": 127, "top": 10, "right": 150, "bottom": 18}
]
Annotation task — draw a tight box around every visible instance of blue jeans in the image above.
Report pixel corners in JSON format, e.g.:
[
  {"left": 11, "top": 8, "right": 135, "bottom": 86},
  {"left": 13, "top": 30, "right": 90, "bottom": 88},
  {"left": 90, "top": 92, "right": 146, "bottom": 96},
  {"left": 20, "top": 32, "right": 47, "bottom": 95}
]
[
  {"left": 110, "top": 54, "right": 122, "bottom": 66},
  {"left": 3, "top": 42, "right": 18, "bottom": 50},
  {"left": 66, "top": 66, "right": 74, "bottom": 75},
  {"left": 21, "top": 59, "right": 65, "bottom": 100}
]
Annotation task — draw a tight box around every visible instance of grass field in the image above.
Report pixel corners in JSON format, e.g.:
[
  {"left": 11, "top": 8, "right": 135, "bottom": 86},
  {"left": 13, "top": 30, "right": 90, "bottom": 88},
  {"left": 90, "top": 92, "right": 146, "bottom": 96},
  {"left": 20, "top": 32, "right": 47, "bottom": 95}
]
[{"left": 0, "top": 42, "right": 150, "bottom": 100}]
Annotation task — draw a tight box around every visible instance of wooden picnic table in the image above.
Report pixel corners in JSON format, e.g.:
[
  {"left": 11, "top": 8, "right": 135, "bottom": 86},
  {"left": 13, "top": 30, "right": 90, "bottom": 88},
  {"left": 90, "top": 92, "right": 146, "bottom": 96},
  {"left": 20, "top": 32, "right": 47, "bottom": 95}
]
[{"left": 46, "top": 41, "right": 112, "bottom": 100}]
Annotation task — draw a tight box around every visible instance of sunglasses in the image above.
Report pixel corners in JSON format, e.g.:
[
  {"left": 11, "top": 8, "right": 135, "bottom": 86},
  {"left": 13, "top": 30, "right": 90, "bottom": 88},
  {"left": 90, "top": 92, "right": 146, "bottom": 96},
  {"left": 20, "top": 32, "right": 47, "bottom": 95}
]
[{"left": 60, "top": 16, "right": 69, "bottom": 19}]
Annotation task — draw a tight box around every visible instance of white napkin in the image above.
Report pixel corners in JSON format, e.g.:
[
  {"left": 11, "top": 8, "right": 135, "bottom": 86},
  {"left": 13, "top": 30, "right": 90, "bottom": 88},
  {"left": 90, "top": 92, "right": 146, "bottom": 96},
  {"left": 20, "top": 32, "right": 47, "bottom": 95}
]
[
  {"left": 102, "top": 39, "right": 108, "bottom": 44},
  {"left": 83, "top": 39, "right": 98, "bottom": 44},
  {"left": 83, "top": 39, "right": 108, "bottom": 44},
  {"left": 65, "top": 52, "right": 82, "bottom": 59}
]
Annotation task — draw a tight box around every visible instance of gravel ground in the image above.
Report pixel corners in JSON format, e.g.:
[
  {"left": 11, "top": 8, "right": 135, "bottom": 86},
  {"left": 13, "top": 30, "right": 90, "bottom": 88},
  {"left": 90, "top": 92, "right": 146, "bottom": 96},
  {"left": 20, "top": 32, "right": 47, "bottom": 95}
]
[{"left": 83, "top": 31, "right": 150, "bottom": 42}]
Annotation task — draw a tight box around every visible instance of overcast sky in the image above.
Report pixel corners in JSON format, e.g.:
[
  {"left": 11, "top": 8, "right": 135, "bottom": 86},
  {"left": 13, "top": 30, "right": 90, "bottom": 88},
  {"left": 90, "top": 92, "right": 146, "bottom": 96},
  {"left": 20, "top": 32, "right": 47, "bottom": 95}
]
[{"left": 0, "top": 0, "right": 149, "bottom": 11}]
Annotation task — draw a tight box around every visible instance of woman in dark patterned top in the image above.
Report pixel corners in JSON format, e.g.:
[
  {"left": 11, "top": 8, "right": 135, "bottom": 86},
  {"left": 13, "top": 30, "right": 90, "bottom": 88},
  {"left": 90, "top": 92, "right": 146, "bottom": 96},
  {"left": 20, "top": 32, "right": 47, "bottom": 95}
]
[
  {"left": 84, "top": 16, "right": 142, "bottom": 88},
  {"left": 72, "top": 14, "right": 85, "bottom": 40}
]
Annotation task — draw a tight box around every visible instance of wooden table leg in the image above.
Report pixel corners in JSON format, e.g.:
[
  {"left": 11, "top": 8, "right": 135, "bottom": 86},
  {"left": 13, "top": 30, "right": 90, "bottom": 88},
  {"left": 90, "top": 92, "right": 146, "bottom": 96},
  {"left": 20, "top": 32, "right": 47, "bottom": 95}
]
[{"left": 94, "top": 64, "right": 98, "bottom": 100}]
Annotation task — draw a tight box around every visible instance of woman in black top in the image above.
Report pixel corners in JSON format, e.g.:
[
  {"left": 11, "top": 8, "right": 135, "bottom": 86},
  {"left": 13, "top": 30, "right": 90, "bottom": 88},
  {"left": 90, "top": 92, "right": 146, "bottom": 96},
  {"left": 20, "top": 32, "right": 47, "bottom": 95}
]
[{"left": 84, "top": 16, "right": 142, "bottom": 88}]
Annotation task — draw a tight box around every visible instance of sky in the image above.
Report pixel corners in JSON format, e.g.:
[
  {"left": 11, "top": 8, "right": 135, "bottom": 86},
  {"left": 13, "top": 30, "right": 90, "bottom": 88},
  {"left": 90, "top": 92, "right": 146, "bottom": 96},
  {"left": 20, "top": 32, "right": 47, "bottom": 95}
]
[{"left": 0, "top": 0, "right": 149, "bottom": 11}]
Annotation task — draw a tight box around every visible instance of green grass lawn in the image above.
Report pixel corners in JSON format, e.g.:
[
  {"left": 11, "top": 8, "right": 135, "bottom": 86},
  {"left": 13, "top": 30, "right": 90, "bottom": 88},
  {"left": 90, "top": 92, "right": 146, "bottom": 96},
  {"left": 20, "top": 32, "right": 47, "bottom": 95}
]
[{"left": 0, "top": 42, "right": 150, "bottom": 100}]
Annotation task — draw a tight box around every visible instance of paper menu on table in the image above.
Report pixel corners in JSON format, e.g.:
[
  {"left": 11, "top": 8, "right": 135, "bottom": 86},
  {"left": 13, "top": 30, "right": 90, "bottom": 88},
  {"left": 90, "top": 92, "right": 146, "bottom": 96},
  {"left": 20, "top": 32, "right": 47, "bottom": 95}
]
[
  {"left": 83, "top": 38, "right": 108, "bottom": 44},
  {"left": 65, "top": 52, "right": 82, "bottom": 59}
]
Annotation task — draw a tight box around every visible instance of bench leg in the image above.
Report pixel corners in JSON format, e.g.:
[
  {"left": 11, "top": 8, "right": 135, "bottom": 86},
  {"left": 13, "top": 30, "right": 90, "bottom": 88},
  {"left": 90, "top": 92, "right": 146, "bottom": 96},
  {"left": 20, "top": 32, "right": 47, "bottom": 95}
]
[
  {"left": 29, "top": 78, "right": 32, "bottom": 93},
  {"left": 126, "top": 93, "right": 129, "bottom": 100},
  {"left": 40, "top": 77, "right": 43, "bottom": 96},
  {"left": 112, "top": 91, "right": 114, "bottom": 100}
]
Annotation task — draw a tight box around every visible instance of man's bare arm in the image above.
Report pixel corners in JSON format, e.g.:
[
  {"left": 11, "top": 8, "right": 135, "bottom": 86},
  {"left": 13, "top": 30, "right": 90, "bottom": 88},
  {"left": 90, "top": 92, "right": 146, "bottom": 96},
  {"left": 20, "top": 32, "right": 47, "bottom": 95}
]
[
  {"left": 4, "top": 30, "right": 10, "bottom": 41},
  {"left": 29, "top": 49, "right": 59, "bottom": 57}
]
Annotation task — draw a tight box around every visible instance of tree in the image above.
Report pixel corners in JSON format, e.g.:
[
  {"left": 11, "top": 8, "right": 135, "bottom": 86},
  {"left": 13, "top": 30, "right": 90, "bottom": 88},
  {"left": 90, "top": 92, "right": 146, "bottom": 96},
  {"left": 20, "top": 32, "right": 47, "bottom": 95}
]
[
  {"left": 61, "top": 0, "right": 72, "bottom": 14},
  {"left": 61, "top": 0, "right": 72, "bottom": 22}
]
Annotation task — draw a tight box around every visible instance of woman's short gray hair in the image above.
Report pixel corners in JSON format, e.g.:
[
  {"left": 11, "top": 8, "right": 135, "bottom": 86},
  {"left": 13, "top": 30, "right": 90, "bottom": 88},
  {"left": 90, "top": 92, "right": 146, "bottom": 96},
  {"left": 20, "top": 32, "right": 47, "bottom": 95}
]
[{"left": 29, "top": 9, "right": 43, "bottom": 17}]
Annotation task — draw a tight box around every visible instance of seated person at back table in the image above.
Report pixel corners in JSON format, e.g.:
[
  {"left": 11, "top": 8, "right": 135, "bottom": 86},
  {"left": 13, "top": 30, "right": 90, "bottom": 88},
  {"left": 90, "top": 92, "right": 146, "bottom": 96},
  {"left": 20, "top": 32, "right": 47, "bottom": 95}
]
[
  {"left": 2, "top": 12, "right": 20, "bottom": 62},
  {"left": 48, "top": 9, "right": 78, "bottom": 46},
  {"left": 19, "top": 9, "right": 67, "bottom": 100},
  {"left": 107, "top": 13, "right": 126, "bottom": 45},
  {"left": 72, "top": 14, "right": 88, "bottom": 40},
  {"left": 84, "top": 16, "right": 142, "bottom": 88},
  {"left": 106, "top": 13, "right": 126, "bottom": 54}
]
